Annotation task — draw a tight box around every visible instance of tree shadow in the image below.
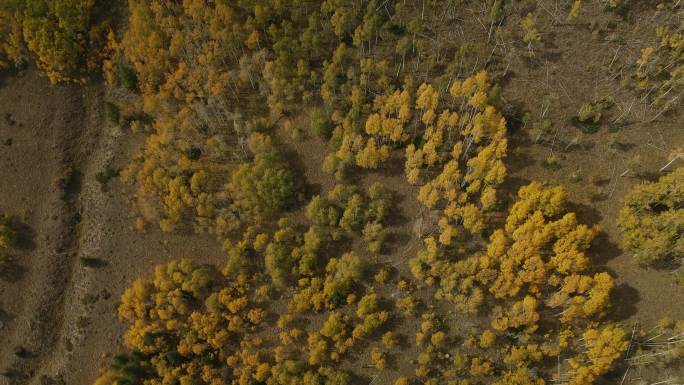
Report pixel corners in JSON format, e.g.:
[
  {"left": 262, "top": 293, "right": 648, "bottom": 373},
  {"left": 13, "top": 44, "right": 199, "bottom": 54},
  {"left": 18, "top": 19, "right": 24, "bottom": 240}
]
[
  {"left": 500, "top": 176, "right": 532, "bottom": 200},
  {"left": 569, "top": 201, "right": 603, "bottom": 227},
  {"left": 383, "top": 190, "right": 410, "bottom": 228},
  {"left": 349, "top": 371, "right": 372, "bottom": 385},
  {"left": 305, "top": 182, "right": 324, "bottom": 199},
  {"left": 376, "top": 155, "right": 406, "bottom": 179},
  {"left": 589, "top": 231, "right": 623, "bottom": 266},
  {"left": 609, "top": 141, "right": 636, "bottom": 152},
  {"left": 10, "top": 219, "right": 35, "bottom": 251},
  {"left": 607, "top": 282, "right": 640, "bottom": 322},
  {"left": 0, "top": 306, "right": 13, "bottom": 328},
  {"left": 0, "top": 257, "right": 27, "bottom": 282},
  {"left": 636, "top": 170, "right": 662, "bottom": 183},
  {"left": 383, "top": 230, "right": 414, "bottom": 256},
  {"left": 277, "top": 142, "right": 322, "bottom": 205},
  {"left": 540, "top": 49, "right": 563, "bottom": 63},
  {"left": 0, "top": 66, "right": 22, "bottom": 88},
  {"left": 79, "top": 256, "right": 109, "bottom": 269},
  {"left": 503, "top": 101, "right": 527, "bottom": 135},
  {"left": 521, "top": 54, "right": 545, "bottom": 70},
  {"left": 65, "top": 169, "right": 83, "bottom": 198}
]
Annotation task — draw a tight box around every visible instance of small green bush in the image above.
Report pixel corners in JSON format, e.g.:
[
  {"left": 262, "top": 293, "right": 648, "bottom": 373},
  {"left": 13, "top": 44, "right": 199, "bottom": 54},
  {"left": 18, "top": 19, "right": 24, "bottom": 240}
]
[
  {"left": 309, "top": 107, "right": 333, "bottom": 139},
  {"left": 104, "top": 102, "right": 120, "bottom": 125},
  {"left": 0, "top": 214, "right": 16, "bottom": 249},
  {"left": 118, "top": 63, "right": 138, "bottom": 91}
]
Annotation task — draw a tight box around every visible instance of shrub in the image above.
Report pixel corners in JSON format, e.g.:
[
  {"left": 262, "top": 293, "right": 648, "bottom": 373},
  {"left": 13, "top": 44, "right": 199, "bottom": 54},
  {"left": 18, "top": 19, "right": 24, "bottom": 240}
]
[
  {"left": 0, "top": 214, "right": 16, "bottom": 249},
  {"left": 310, "top": 107, "right": 333, "bottom": 139},
  {"left": 104, "top": 102, "right": 120, "bottom": 125},
  {"left": 118, "top": 62, "right": 138, "bottom": 91}
]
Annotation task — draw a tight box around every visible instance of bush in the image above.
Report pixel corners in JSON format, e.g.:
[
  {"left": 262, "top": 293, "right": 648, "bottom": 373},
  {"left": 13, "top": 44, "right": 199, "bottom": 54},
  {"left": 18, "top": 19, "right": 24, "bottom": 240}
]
[
  {"left": 79, "top": 256, "right": 106, "bottom": 268},
  {"left": 0, "top": 214, "right": 16, "bottom": 249},
  {"left": 309, "top": 107, "right": 333, "bottom": 139},
  {"left": 104, "top": 102, "right": 120, "bottom": 125},
  {"left": 573, "top": 98, "right": 613, "bottom": 133},
  {"left": 118, "top": 62, "right": 138, "bottom": 91}
]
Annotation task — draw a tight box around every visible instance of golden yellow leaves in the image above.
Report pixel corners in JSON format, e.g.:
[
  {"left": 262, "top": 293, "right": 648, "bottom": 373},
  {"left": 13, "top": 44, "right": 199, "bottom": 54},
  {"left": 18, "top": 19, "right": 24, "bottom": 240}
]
[
  {"left": 567, "top": 325, "right": 628, "bottom": 385},
  {"left": 406, "top": 71, "right": 507, "bottom": 246},
  {"left": 618, "top": 166, "right": 683, "bottom": 267},
  {"left": 491, "top": 295, "right": 540, "bottom": 334},
  {"left": 548, "top": 272, "right": 613, "bottom": 322},
  {"left": 355, "top": 138, "right": 391, "bottom": 169},
  {"left": 114, "top": 258, "right": 274, "bottom": 385}
]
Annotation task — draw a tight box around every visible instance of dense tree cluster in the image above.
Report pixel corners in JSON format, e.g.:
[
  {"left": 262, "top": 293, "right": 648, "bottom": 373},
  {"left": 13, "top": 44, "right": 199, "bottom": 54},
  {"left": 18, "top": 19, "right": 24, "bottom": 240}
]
[
  {"left": 0, "top": 0, "right": 100, "bottom": 83},
  {"left": 81, "top": 1, "right": 677, "bottom": 385},
  {"left": 124, "top": 131, "right": 298, "bottom": 235},
  {"left": 94, "top": 258, "right": 355, "bottom": 385},
  {"left": 409, "top": 182, "right": 625, "bottom": 384},
  {"left": 410, "top": 70, "right": 507, "bottom": 243},
  {"left": 117, "top": 0, "right": 317, "bottom": 234},
  {"left": 625, "top": 318, "right": 684, "bottom": 371},
  {"left": 306, "top": 182, "right": 392, "bottom": 248}
]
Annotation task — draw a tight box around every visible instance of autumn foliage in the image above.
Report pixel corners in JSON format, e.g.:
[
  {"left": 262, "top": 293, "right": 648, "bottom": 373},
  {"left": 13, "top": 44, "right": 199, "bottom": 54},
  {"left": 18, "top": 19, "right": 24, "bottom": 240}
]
[
  {"left": 88, "top": 2, "right": 650, "bottom": 385},
  {"left": 0, "top": 0, "right": 99, "bottom": 83},
  {"left": 618, "top": 166, "right": 683, "bottom": 267}
]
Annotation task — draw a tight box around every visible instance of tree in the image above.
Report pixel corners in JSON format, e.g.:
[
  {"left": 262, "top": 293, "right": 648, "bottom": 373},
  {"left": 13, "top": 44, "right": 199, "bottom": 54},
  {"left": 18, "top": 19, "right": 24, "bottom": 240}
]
[
  {"left": 493, "top": 367, "right": 545, "bottom": 385},
  {"left": 370, "top": 346, "right": 386, "bottom": 369},
  {"left": 547, "top": 272, "right": 614, "bottom": 322},
  {"left": 567, "top": 325, "right": 628, "bottom": 385},
  {"left": 356, "top": 138, "right": 391, "bottom": 169},
  {"left": 618, "top": 166, "right": 683, "bottom": 267},
  {"left": 226, "top": 133, "right": 299, "bottom": 231},
  {"left": 323, "top": 252, "right": 366, "bottom": 308},
  {"left": 491, "top": 296, "right": 540, "bottom": 334},
  {"left": 0, "top": 0, "right": 27, "bottom": 69},
  {"left": 363, "top": 221, "right": 386, "bottom": 253},
  {"left": 520, "top": 13, "right": 541, "bottom": 47},
  {"left": 264, "top": 218, "right": 301, "bottom": 287}
]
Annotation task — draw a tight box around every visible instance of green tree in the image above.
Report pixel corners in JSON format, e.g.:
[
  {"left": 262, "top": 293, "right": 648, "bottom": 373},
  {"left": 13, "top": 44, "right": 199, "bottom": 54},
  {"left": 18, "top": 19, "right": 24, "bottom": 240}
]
[{"left": 227, "top": 134, "right": 299, "bottom": 227}]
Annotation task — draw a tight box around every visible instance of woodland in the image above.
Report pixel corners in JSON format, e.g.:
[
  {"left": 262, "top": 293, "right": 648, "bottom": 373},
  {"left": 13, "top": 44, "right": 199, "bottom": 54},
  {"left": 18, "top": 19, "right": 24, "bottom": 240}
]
[{"left": 0, "top": 0, "right": 682, "bottom": 385}]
